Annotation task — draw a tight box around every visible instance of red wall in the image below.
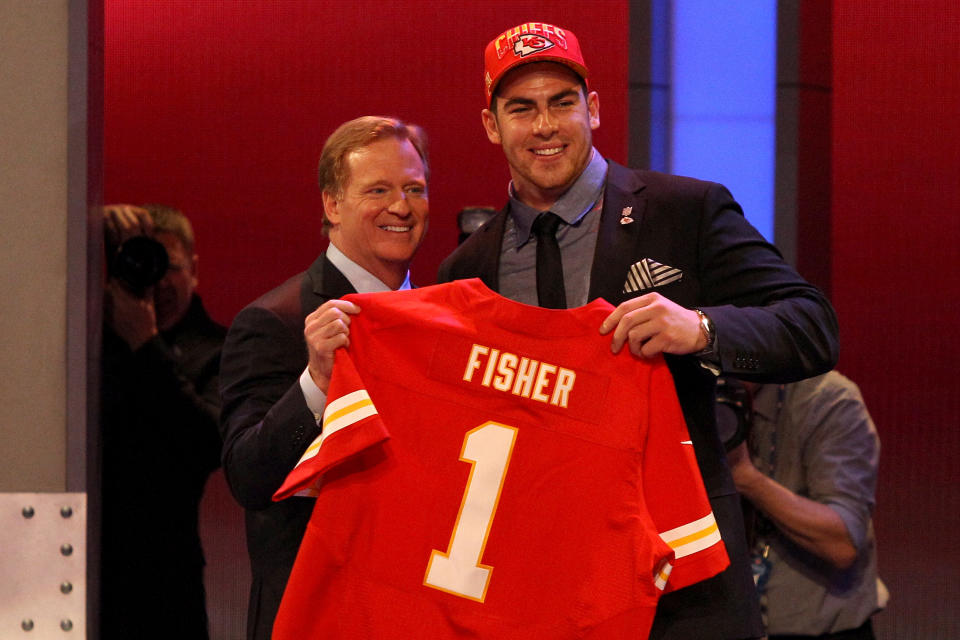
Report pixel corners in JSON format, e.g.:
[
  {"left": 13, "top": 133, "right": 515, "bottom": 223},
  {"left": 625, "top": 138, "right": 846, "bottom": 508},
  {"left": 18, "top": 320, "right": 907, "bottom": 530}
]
[
  {"left": 832, "top": 3, "right": 960, "bottom": 636},
  {"left": 106, "top": 4, "right": 960, "bottom": 637},
  {"left": 104, "top": 4, "right": 629, "bottom": 636},
  {"left": 105, "top": 1, "right": 629, "bottom": 327}
]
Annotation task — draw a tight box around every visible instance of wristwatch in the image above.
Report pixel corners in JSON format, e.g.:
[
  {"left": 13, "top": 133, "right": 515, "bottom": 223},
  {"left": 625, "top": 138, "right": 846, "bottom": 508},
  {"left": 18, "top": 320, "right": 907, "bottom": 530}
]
[{"left": 694, "top": 308, "right": 717, "bottom": 356}]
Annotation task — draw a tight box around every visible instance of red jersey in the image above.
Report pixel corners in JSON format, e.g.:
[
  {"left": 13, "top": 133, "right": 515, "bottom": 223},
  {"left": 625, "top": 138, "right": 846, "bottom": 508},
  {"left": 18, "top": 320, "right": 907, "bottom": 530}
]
[{"left": 273, "top": 279, "right": 728, "bottom": 639}]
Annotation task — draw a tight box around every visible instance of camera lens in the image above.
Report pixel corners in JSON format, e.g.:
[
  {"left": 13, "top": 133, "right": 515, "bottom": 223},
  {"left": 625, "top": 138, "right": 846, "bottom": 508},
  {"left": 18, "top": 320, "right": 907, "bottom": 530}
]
[{"left": 110, "top": 236, "right": 169, "bottom": 295}]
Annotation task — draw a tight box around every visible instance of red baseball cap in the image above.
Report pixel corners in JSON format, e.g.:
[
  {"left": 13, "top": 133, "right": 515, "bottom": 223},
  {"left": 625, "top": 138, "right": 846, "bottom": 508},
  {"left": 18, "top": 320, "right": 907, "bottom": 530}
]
[{"left": 483, "top": 22, "right": 589, "bottom": 107}]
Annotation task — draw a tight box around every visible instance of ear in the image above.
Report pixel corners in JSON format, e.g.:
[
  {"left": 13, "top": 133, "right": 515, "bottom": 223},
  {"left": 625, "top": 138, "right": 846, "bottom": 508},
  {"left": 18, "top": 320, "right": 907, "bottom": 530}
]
[
  {"left": 189, "top": 253, "right": 199, "bottom": 280},
  {"left": 322, "top": 190, "right": 341, "bottom": 226},
  {"left": 481, "top": 108, "right": 502, "bottom": 145},
  {"left": 587, "top": 91, "right": 600, "bottom": 131}
]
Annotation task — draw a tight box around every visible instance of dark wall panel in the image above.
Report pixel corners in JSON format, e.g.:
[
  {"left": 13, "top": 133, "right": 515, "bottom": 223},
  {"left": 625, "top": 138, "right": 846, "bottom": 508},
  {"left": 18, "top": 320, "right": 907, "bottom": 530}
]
[{"left": 832, "top": 3, "right": 960, "bottom": 637}]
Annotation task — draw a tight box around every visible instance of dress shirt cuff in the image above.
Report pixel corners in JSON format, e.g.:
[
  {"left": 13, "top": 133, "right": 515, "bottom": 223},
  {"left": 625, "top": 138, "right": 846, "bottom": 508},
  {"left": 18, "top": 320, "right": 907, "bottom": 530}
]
[
  {"left": 299, "top": 367, "right": 327, "bottom": 425},
  {"left": 826, "top": 500, "right": 869, "bottom": 552}
]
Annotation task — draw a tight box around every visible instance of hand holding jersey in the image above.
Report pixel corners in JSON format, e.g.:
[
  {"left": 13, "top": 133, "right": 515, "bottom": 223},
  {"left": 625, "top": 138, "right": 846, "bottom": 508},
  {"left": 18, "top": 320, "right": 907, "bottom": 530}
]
[
  {"left": 600, "top": 292, "right": 707, "bottom": 358},
  {"left": 304, "top": 299, "right": 361, "bottom": 393}
]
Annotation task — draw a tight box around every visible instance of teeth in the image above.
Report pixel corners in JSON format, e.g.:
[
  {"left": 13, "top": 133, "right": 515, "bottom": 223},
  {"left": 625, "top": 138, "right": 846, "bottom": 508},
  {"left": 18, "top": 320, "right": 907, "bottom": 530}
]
[
  {"left": 534, "top": 147, "right": 562, "bottom": 156},
  {"left": 381, "top": 225, "right": 411, "bottom": 233}
]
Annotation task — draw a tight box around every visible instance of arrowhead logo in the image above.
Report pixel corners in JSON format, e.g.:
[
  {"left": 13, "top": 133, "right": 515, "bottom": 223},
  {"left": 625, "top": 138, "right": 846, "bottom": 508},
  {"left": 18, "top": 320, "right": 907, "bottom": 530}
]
[{"left": 513, "top": 34, "right": 555, "bottom": 58}]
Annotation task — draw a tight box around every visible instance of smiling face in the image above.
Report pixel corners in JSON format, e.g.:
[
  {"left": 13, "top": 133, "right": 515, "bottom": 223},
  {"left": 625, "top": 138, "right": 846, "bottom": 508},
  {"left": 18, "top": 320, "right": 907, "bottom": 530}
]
[
  {"left": 482, "top": 62, "right": 599, "bottom": 211},
  {"left": 323, "top": 136, "right": 429, "bottom": 289}
]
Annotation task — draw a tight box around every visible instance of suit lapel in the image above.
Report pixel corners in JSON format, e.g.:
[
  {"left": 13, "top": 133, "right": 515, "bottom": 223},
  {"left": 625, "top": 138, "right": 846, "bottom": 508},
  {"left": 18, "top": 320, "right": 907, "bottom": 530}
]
[
  {"left": 588, "top": 161, "right": 647, "bottom": 304},
  {"left": 463, "top": 207, "right": 509, "bottom": 291},
  {"left": 299, "top": 253, "right": 356, "bottom": 321}
]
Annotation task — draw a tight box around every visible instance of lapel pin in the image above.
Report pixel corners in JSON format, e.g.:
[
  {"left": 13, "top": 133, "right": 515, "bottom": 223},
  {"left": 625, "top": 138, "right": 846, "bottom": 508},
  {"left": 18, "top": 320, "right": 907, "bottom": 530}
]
[{"left": 620, "top": 206, "right": 634, "bottom": 225}]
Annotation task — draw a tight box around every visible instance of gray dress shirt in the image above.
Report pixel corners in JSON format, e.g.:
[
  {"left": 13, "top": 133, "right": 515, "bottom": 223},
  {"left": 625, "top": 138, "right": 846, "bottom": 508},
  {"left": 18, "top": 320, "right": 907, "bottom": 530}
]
[{"left": 498, "top": 149, "right": 607, "bottom": 308}]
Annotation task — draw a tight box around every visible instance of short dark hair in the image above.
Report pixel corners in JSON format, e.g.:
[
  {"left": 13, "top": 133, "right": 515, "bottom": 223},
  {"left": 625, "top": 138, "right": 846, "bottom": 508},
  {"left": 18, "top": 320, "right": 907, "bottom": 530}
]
[
  {"left": 317, "top": 116, "right": 429, "bottom": 235},
  {"left": 141, "top": 204, "right": 194, "bottom": 254}
]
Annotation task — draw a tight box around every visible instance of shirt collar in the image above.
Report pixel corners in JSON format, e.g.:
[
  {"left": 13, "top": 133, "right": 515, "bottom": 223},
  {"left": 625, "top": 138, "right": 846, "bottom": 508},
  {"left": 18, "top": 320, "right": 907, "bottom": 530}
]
[
  {"left": 325, "top": 242, "right": 412, "bottom": 292},
  {"left": 507, "top": 148, "right": 607, "bottom": 249}
]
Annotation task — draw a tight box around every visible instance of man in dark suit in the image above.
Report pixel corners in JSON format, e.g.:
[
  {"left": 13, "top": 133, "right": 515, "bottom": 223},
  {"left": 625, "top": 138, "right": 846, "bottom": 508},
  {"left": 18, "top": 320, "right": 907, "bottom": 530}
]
[
  {"left": 219, "top": 116, "right": 430, "bottom": 640},
  {"left": 438, "top": 22, "right": 838, "bottom": 639}
]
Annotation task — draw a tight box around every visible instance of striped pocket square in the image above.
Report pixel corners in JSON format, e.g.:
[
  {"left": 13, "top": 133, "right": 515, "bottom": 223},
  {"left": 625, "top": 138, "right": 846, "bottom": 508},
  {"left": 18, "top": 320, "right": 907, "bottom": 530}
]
[{"left": 623, "top": 258, "right": 683, "bottom": 294}]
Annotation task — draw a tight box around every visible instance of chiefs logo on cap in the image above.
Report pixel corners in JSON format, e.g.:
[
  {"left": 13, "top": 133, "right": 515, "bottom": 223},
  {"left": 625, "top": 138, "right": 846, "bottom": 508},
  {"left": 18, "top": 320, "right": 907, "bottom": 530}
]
[
  {"left": 484, "top": 22, "right": 589, "bottom": 106},
  {"left": 512, "top": 34, "right": 556, "bottom": 59}
]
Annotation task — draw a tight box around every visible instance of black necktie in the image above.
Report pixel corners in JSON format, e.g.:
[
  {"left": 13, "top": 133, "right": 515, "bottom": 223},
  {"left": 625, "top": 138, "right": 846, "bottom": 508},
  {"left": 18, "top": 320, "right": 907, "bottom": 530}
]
[{"left": 531, "top": 212, "right": 566, "bottom": 309}]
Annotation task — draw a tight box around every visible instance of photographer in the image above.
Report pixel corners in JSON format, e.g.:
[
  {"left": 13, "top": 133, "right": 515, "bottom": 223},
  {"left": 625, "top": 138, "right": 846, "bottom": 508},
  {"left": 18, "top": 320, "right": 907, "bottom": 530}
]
[
  {"left": 721, "top": 372, "right": 886, "bottom": 640},
  {"left": 100, "top": 204, "right": 224, "bottom": 639}
]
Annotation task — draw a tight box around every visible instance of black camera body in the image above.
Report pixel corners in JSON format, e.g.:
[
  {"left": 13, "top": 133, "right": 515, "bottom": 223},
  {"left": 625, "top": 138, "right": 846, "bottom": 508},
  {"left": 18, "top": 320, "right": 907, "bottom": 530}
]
[
  {"left": 108, "top": 235, "right": 169, "bottom": 297},
  {"left": 715, "top": 376, "right": 753, "bottom": 452}
]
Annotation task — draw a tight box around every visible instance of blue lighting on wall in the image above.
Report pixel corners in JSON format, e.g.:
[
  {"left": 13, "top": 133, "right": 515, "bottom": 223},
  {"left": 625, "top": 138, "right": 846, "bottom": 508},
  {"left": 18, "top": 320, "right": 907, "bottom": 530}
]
[{"left": 670, "top": 1, "right": 777, "bottom": 241}]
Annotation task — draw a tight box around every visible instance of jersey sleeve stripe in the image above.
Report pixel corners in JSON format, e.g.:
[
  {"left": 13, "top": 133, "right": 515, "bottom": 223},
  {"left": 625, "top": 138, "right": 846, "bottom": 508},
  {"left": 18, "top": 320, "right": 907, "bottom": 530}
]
[
  {"left": 292, "top": 390, "right": 378, "bottom": 469},
  {"left": 659, "top": 512, "right": 722, "bottom": 559},
  {"left": 323, "top": 390, "right": 375, "bottom": 428},
  {"left": 653, "top": 561, "right": 673, "bottom": 591},
  {"left": 667, "top": 523, "right": 721, "bottom": 559},
  {"left": 323, "top": 400, "right": 377, "bottom": 436}
]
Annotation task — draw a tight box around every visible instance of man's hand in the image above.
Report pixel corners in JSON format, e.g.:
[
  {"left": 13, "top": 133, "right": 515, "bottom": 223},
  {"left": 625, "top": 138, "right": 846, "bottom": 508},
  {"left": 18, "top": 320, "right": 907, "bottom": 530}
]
[
  {"left": 103, "top": 204, "right": 153, "bottom": 246},
  {"left": 599, "top": 292, "right": 706, "bottom": 357},
  {"left": 726, "top": 441, "right": 762, "bottom": 492},
  {"left": 304, "top": 299, "right": 361, "bottom": 393},
  {"left": 104, "top": 279, "right": 159, "bottom": 350}
]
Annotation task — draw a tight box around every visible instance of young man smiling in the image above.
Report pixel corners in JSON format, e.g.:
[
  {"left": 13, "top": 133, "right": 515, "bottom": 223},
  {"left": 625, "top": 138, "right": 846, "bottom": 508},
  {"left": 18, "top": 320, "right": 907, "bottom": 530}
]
[
  {"left": 439, "top": 22, "right": 839, "bottom": 640},
  {"left": 481, "top": 62, "right": 599, "bottom": 212}
]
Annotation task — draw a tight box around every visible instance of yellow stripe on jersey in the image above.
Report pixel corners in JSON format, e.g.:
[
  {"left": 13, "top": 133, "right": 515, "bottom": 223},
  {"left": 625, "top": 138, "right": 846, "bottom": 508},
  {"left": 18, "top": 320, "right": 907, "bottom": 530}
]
[
  {"left": 323, "top": 392, "right": 375, "bottom": 430},
  {"left": 653, "top": 560, "right": 673, "bottom": 591},
  {"left": 293, "top": 389, "right": 377, "bottom": 469},
  {"left": 659, "top": 512, "right": 722, "bottom": 559}
]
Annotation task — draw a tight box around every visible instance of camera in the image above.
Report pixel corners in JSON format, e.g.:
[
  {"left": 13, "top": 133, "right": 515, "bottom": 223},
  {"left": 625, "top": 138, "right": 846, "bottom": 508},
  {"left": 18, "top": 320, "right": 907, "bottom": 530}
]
[
  {"left": 108, "top": 235, "right": 169, "bottom": 297},
  {"left": 715, "top": 376, "right": 753, "bottom": 452}
]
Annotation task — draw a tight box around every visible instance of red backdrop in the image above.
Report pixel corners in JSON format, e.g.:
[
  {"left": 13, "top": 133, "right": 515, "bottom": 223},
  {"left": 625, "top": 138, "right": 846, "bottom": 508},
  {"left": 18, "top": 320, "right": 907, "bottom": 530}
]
[
  {"left": 106, "top": 2, "right": 960, "bottom": 637},
  {"left": 832, "top": 2, "right": 960, "bottom": 637},
  {"left": 105, "top": 1, "right": 629, "bottom": 328},
  {"left": 104, "top": 4, "right": 629, "bottom": 636}
]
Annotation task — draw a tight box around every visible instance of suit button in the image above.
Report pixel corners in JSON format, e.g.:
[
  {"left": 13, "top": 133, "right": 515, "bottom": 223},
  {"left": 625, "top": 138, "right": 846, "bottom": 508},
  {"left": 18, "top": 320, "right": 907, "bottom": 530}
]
[{"left": 291, "top": 424, "right": 305, "bottom": 449}]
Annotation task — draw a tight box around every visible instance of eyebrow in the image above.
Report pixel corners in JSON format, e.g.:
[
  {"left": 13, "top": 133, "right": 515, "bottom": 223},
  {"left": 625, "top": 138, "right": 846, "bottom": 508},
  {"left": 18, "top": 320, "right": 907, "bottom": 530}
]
[
  {"left": 502, "top": 88, "right": 581, "bottom": 110},
  {"left": 357, "top": 178, "right": 425, "bottom": 190},
  {"left": 548, "top": 88, "right": 581, "bottom": 103}
]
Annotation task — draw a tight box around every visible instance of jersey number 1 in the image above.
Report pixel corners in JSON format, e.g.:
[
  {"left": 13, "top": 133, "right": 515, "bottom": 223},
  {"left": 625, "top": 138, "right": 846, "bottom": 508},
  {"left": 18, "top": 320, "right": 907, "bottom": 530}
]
[{"left": 423, "top": 421, "right": 517, "bottom": 602}]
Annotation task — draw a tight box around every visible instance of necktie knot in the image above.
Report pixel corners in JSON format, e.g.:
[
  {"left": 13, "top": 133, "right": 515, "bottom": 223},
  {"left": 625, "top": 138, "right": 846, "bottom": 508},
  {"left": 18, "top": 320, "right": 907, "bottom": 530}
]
[
  {"left": 531, "top": 212, "right": 566, "bottom": 309},
  {"left": 532, "top": 211, "right": 564, "bottom": 238}
]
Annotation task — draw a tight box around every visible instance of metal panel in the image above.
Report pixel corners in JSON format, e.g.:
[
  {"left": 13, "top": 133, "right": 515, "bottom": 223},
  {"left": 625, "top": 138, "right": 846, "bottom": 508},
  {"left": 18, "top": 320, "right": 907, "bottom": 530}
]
[{"left": 0, "top": 493, "right": 86, "bottom": 639}]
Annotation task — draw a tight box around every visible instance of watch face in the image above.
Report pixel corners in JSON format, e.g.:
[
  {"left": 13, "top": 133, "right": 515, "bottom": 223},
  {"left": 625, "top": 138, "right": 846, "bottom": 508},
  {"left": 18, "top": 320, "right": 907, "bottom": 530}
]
[{"left": 697, "top": 310, "right": 715, "bottom": 346}]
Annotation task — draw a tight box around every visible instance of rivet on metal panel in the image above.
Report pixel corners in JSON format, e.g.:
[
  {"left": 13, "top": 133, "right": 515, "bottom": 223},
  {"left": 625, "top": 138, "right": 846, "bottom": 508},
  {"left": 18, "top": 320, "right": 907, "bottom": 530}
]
[
  {"left": 22, "top": 506, "right": 35, "bottom": 519},
  {"left": 60, "top": 543, "right": 73, "bottom": 556},
  {"left": 60, "top": 618, "right": 73, "bottom": 631},
  {"left": 60, "top": 581, "right": 73, "bottom": 594},
  {"left": 21, "top": 618, "right": 34, "bottom": 631},
  {"left": 60, "top": 506, "right": 73, "bottom": 518}
]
